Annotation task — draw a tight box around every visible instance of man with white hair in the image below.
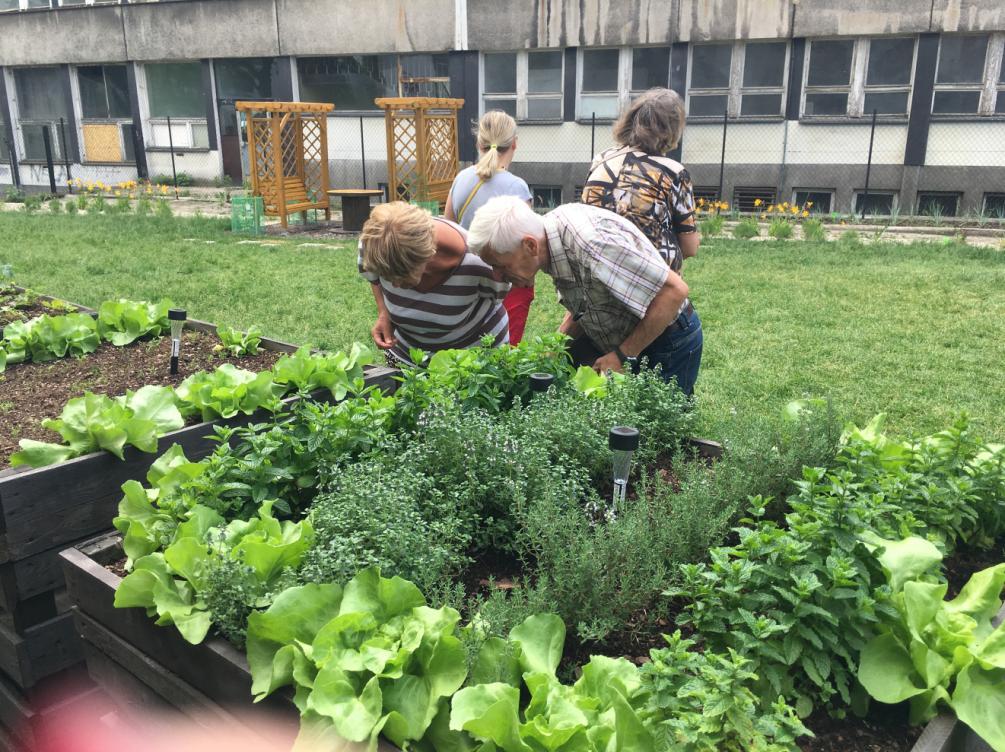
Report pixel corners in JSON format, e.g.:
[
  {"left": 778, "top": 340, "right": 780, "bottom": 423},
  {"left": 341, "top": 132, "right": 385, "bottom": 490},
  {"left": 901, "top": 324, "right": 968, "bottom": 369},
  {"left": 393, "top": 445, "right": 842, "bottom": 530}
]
[{"left": 467, "top": 196, "right": 695, "bottom": 391}]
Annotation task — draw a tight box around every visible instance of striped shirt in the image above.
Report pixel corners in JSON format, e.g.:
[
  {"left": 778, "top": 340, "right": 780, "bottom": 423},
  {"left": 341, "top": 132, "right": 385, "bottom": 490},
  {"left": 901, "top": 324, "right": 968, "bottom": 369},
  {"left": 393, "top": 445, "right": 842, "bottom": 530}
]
[
  {"left": 359, "top": 217, "right": 510, "bottom": 362},
  {"left": 542, "top": 204, "right": 670, "bottom": 352}
]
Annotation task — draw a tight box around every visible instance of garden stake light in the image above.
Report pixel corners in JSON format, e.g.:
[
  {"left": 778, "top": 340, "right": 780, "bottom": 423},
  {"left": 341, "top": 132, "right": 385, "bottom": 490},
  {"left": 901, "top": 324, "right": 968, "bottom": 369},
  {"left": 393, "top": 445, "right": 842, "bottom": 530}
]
[
  {"left": 609, "top": 426, "right": 640, "bottom": 506},
  {"left": 168, "top": 308, "right": 186, "bottom": 374},
  {"left": 529, "top": 372, "right": 555, "bottom": 393}
]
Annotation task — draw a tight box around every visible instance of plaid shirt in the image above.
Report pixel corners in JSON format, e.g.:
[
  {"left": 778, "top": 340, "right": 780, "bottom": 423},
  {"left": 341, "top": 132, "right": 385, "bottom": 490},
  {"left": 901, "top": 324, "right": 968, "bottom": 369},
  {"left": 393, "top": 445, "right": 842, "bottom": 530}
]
[{"left": 542, "top": 204, "right": 670, "bottom": 352}]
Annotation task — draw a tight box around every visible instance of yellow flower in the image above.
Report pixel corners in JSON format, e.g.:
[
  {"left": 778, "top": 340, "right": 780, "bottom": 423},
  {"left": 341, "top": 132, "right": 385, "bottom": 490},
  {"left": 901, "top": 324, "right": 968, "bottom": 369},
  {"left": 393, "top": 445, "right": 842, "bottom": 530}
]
[
  {"left": 760, "top": 213, "right": 766, "bottom": 219},
  {"left": 114, "top": 190, "right": 121, "bottom": 197},
  {"left": 695, "top": 206, "right": 702, "bottom": 214},
  {"left": 780, "top": 202, "right": 789, "bottom": 209},
  {"left": 802, "top": 210, "right": 810, "bottom": 218},
  {"left": 754, "top": 198, "right": 763, "bottom": 207},
  {"left": 806, "top": 202, "right": 814, "bottom": 208},
  {"left": 767, "top": 205, "right": 775, "bottom": 213}
]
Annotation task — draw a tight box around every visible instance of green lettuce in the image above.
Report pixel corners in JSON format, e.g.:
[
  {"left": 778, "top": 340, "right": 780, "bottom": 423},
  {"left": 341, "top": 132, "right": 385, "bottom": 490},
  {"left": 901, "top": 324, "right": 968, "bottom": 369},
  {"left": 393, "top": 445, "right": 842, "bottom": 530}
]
[
  {"left": 0, "top": 313, "right": 100, "bottom": 372},
  {"left": 271, "top": 344, "right": 373, "bottom": 400},
  {"left": 176, "top": 363, "right": 283, "bottom": 421},
  {"left": 97, "top": 298, "right": 172, "bottom": 346},
  {"left": 10, "top": 385, "right": 184, "bottom": 467}
]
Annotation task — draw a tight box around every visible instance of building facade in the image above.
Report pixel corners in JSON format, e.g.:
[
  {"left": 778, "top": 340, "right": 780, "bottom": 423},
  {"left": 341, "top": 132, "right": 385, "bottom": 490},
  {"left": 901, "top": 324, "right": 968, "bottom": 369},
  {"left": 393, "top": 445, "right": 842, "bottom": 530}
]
[{"left": 1, "top": 0, "right": 1003, "bottom": 216}]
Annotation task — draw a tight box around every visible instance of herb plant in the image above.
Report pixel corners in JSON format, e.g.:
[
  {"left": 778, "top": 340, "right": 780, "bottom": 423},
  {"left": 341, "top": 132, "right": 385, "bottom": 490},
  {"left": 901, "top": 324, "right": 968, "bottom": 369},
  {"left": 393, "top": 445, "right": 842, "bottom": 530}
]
[{"left": 214, "top": 324, "right": 263, "bottom": 357}]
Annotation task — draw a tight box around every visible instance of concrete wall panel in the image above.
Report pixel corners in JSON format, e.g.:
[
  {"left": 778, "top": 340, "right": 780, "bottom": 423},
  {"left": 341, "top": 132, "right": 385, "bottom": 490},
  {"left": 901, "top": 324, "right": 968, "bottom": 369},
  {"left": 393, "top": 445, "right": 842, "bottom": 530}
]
[
  {"left": 467, "top": 0, "right": 677, "bottom": 51},
  {"left": 785, "top": 122, "right": 908, "bottom": 165},
  {"left": 0, "top": 7, "right": 126, "bottom": 66},
  {"left": 793, "top": 0, "right": 933, "bottom": 37},
  {"left": 931, "top": 0, "right": 1005, "bottom": 32},
  {"left": 678, "top": 0, "right": 790, "bottom": 42},
  {"left": 925, "top": 122, "right": 1005, "bottom": 167},
  {"left": 123, "top": 0, "right": 280, "bottom": 61},
  {"left": 277, "top": 0, "right": 454, "bottom": 55}
]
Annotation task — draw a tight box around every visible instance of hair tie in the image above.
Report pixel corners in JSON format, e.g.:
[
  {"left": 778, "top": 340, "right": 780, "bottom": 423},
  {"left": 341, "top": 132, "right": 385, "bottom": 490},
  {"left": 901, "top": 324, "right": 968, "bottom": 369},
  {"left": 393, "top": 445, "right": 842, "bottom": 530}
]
[{"left": 490, "top": 144, "right": 498, "bottom": 150}]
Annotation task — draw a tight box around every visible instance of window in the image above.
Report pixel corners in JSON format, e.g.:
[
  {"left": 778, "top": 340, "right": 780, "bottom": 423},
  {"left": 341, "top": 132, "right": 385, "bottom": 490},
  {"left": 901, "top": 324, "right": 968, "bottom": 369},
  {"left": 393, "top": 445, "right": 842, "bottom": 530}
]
[
  {"left": 482, "top": 51, "right": 562, "bottom": 121},
  {"left": 793, "top": 190, "right": 833, "bottom": 214},
  {"left": 78, "top": 65, "right": 130, "bottom": 120},
  {"left": 576, "top": 47, "right": 671, "bottom": 120},
  {"left": 854, "top": 191, "right": 896, "bottom": 216},
  {"left": 733, "top": 187, "right": 776, "bottom": 213},
  {"left": 530, "top": 185, "right": 562, "bottom": 211},
  {"left": 0, "top": 121, "right": 9, "bottom": 163},
  {"left": 917, "top": 191, "right": 960, "bottom": 217},
  {"left": 399, "top": 54, "right": 450, "bottom": 98},
  {"left": 14, "top": 67, "right": 69, "bottom": 161},
  {"left": 144, "top": 62, "right": 208, "bottom": 150},
  {"left": 804, "top": 37, "right": 916, "bottom": 118},
  {"left": 984, "top": 193, "right": 1005, "bottom": 218},
  {"left": 688, "top": 41, "right": 788, "bottom": 119},
  {"left": 693, "top": 186, "right": 719, "bottom": 203},
  {"left": 932, "top": 34, "right": 1005, "bottom": 115},
  {"left": 0, "top": 0, "right": 20, "bottom": 11},
  {"left": 298, "top": 54, "right": 449, "bottom": 112}
]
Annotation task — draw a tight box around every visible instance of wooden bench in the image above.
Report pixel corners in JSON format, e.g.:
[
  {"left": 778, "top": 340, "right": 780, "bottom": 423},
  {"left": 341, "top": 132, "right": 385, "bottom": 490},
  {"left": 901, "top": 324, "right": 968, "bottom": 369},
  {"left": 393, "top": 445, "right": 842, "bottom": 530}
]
[{"left": 327, "top": 189, "right": 384, "bottom": 231}]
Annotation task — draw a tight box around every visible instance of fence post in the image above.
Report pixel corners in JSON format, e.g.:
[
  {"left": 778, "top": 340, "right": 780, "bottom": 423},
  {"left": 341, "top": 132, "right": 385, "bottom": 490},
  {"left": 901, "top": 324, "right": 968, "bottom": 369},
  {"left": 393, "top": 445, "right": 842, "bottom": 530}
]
[
  {"left": 861, "top": 108, "right": 878, "bottom": 220},
  {"left": 42, "top": 125, "right": 57, "bottom": 195},
  {"left": 359, "top": 115, "right": 367, "bottom": 189},
  {"left": 59, "top": 117, "right": 72, "bottom": 185},
  {"left": 717, "top": 108, "right": 728, "bottom": 203},
  {"left": 590, "top": 112, "right": 596, "bottom": 161},
  {"left": 4, "top": 138, "right": 19, "bottom": 189},
  {"left": 166, "top": 114, "right": 179, "bottom": 199}
]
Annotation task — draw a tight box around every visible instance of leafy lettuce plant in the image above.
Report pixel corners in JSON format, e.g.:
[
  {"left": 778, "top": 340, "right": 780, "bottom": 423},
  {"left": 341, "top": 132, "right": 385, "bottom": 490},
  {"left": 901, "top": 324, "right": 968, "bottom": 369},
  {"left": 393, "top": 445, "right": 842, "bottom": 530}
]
[
  {"left": 0, "top": 313, "right": 100, "bottom": 371},
  {"left": 271, "top": 343, "right": 373, "bottom": 399},
  {"left": 11, "top": 385, "right": 184, "bottom": 467},
  {"left": 214, "top": 324, "right": 263, "bottom": 357},
  {"left": 449, "top": 614, "right": 655, "bottom": 751},
  {"left": 176, "top": 363, "right": 283, "bottom": 421},
  {"left": 858, "top": 537, "right": 1005, "bottom": 749},
  {"left": 97, "top": 298, "right": 172, "bottom": 346},
  {"left": 115, "top": 499, "right": 314, "bottom": 645},
  {"left": 247, "top": 568, "right": 467, "bottom": 749}
]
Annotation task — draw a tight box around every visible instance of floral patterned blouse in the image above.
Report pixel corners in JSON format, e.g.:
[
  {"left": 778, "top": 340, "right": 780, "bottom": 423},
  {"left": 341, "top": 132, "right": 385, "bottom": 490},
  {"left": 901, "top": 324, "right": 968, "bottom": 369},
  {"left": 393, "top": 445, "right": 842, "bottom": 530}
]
[{"left": 581, "top": 146, "right": 697, "bottom": 274}]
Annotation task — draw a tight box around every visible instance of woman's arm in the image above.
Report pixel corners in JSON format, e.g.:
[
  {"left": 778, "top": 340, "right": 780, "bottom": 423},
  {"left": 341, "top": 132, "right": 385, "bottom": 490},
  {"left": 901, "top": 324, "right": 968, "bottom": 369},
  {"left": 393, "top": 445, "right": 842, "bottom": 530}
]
[
  {"left": 368, "top": 282, "right": 397, "bottom": 349},
  {"left": 679, "top": 230, "right": 700, "bottom": 260},
  {"left": 443, "top": 186, "right": 456, "bottom": 222}
]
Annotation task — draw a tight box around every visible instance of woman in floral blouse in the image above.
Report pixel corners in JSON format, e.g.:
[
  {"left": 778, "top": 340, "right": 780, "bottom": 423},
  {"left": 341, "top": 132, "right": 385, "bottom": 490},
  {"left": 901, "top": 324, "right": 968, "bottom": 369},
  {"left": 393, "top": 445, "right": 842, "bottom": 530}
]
[{"left": 581, "top": 88, "right": 703, "bottom": 396}]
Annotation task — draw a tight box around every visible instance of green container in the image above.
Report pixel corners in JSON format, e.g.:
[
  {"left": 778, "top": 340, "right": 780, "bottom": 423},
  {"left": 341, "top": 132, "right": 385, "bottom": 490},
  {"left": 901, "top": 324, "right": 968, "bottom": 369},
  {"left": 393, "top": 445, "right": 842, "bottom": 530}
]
[{"left": 231, "top": 195, "right": 264, "bottom": 235}]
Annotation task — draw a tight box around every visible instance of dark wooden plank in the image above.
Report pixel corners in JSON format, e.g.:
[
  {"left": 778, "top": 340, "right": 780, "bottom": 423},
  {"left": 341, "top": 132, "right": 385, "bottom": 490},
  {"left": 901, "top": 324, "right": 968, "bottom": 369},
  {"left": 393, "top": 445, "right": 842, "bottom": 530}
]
[
  {"left": 0, "top": 366, "right": 400, "bottom": 561},
  {"left": 0, "top": 612, "right": 82, "bottom": 689},
  {"left": 0, "top": 667, "right": 102, "bottom": 750},
  {"left": 0, "top": 593, "right": 57, "bottom": 636},
  {"left": 0, "top": 534, "right": 99, "bottom": 611}
]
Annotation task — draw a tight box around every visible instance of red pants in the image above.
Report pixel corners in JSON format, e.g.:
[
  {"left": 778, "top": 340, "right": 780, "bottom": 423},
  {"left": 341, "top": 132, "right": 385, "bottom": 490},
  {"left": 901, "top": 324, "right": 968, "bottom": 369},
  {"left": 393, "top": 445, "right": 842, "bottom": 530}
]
[{"left": 503, "top": 286, "right": 535, "bottom": 345}]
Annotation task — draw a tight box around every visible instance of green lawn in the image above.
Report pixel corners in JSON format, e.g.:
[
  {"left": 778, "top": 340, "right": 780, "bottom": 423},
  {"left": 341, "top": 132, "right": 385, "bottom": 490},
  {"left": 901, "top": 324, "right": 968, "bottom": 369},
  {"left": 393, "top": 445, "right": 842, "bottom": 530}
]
[{"left": 3, "top": 212, "right": 1004, "bottom": 440}]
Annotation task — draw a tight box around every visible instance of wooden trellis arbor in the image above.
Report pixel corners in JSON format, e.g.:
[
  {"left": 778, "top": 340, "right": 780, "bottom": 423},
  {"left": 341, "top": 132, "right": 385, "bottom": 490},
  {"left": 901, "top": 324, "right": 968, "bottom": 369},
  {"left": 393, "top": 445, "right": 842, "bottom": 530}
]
[
  {"left": 375, "top": 97, "right": 464, "bottom": 209},
  {"left": 237, "top": 101, "right": 333, "bottom": 228}
]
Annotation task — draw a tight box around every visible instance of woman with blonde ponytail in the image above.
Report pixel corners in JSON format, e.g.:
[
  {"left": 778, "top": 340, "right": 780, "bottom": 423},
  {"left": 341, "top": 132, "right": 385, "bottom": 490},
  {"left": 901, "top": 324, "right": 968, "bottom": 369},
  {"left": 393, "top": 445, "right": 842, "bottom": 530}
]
[{"left": 445, "top": 110, "right": 535, "bottom": 343}]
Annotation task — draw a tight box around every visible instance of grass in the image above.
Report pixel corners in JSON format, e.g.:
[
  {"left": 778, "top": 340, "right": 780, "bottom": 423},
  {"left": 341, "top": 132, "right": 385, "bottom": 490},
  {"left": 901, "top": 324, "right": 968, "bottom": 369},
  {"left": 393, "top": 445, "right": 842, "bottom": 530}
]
[{"left": 3, "top": 212, "right": 1005, "bottom": 440}]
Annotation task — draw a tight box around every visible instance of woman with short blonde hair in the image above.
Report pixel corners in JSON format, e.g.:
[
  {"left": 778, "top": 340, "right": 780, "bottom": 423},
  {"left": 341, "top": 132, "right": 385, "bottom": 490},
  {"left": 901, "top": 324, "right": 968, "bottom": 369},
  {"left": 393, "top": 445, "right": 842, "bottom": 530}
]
[
  {"left": 444, "top": 110, "right": 536, "bottom": 343},
  {"left": 581, "top": 87, "right": 703, "bottom": 396},
  {"left": 358, "top": 202, "right": 510, "bottom": 365}
]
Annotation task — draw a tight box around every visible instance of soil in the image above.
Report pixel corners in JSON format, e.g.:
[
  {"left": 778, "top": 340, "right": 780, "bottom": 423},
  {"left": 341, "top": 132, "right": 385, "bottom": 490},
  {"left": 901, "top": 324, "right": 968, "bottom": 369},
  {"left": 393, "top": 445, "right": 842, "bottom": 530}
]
[
  {"left": 0, "top": 329, "right": 282, "bottom": 466},
  {"left": 800, "top": 704, "right": 921, "bottom": 752},
  {"left": 0, "top": 287, "right": 61, "bottom": 327}
]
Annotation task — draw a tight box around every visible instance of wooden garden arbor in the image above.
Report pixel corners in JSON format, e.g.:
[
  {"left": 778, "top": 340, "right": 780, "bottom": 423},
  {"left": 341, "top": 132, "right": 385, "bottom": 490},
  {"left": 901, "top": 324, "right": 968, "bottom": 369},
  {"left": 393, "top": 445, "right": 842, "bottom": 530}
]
[
  {"left": 237, "top": 101, "right": 333, "bottom": 228},
  {"left": 375, "top": 97, "right": 464, "bottom": 209}
]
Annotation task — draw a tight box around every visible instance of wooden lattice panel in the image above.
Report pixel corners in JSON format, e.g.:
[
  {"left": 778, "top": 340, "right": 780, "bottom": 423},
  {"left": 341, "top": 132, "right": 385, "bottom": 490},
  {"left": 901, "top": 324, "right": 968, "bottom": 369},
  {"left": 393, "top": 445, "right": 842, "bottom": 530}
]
[
  {"left": 375, "top": 98, "right": 463, "bottom": 208},
  {"left": 237, "top": 101, "right": 332, "bottom": 227}
]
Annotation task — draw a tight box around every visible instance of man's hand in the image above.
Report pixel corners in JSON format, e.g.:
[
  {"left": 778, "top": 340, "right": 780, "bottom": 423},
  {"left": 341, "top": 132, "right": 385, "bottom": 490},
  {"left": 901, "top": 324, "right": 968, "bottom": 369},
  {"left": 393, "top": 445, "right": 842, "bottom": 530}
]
[
  {"left": 593, "top": 351, "right": 623, "bottom": 375},
  {"left": 371, "top": 315, "right": 397, "bottom": 349}
]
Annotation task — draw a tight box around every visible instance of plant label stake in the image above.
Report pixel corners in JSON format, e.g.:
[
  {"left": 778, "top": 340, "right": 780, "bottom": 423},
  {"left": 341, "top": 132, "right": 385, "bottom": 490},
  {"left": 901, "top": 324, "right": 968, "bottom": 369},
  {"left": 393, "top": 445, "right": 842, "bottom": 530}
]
[
  {"left": 529, "top": 372, "right": 555, "bottom": 393},
  {"left": 609, "top": 427, "right": 640, "bottom": 506},
  {"left": 168, "top": 308, "right": 186, "bottom": 374}
]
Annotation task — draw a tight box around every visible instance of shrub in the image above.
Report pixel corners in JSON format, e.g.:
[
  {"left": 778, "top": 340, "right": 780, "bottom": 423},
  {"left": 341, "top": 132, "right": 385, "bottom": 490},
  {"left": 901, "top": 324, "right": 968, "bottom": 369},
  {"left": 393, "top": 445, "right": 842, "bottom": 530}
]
[
  {"left": 88, "top": 195, "right": 106, "bottom": 215},
  {"left": 111, "top": 195, "right": 131, "bottom": 214},
  {"left": 699, "top": 214, "right": 725, "bottom": 237},
  {"left": 75, "top": 193, "right": 88, "bottom": 211},
  {"left": 153, "top": 172, "right": 194, "bottom": 187},
  {"left": 732, "top": 217, "right": 760, "bottom": 239},
  {"left": 47, "top": 197, "right": 63, "bottom": 214},
  {"left": 768, "top": 218, "right": 794, "bottom": 240},
  {"left": 135, "top": 196, "right": 152, "bottom": 217},
  {"left": 802, "top": 217, "right": 826, "bottom": 241},
  {"left": 21, "top": 195, "right": 43, "bottom": 214},
  {"left": 65, "top": 199, "right": 78, "bottom": 216},
  {"left": 837, "top": 229, "right": 862, "bottom": 250}
]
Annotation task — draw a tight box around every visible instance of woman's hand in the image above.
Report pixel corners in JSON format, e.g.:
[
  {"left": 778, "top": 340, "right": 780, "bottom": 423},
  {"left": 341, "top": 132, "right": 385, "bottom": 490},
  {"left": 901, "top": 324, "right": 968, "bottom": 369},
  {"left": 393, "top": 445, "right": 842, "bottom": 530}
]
[{"left": 371, "top": 314, "right": 397, "bottom": 349}]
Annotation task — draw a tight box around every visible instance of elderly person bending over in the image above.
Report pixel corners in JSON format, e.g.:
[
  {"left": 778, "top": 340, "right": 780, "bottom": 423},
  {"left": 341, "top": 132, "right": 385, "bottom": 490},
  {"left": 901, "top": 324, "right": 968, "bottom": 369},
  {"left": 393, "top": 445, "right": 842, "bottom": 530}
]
[
  {"left": 467, "top": 196, "right": 690, "bottom": 388},
  {"left": 359, "top": 201, "right": 510, "bottom": 366}
]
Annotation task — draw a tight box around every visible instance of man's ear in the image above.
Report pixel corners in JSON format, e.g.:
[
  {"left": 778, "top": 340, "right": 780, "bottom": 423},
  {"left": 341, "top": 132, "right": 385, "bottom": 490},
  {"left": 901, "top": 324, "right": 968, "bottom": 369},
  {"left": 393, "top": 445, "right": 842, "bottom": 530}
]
[{"left": 522, "top": 235, "right": 539, "bottom": 258}]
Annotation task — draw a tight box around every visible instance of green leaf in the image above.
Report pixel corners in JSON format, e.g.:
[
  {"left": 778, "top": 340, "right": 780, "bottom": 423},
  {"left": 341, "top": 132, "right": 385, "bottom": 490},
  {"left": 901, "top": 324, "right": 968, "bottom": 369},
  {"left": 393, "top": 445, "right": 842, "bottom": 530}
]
[
  {"left": 509, "top": 614, "right": 565, "bottom": 677},
  {"left": 858, "top": 633, "right": 927, "bottom": 704},
  {"left": 469, "top": 636, "right": 522, "bottom": 687},
  {"left": 952, "top": 664, "right": 1005, "bottom": 751},
  {"left": 863, "top": 533, "right": 943, "bottom": 592},
  {"left": 9, "top": 439, "right": 77, "bottom": 468},
  {"left": 338, "top": 567, "right": 425, "bottom": 622},
  {"left": 450, "top": 683, "right": 531, "bottom": 752},
  {"left": 307, "top": 668, "right": 383, "bottom": 742},
  {"left": 946, "top": 564, "right": 1005, "bottom": 624}
]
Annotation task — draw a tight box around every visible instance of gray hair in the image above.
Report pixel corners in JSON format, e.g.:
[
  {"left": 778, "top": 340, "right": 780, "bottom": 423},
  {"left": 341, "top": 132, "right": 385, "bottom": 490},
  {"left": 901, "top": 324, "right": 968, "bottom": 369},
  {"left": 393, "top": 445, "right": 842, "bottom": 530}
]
[
  {"left": 467, "top": 196, "right": 545, "bottom": 256},
  {"left": 613, "top": 87, "right": 686, "bottom": 155}
]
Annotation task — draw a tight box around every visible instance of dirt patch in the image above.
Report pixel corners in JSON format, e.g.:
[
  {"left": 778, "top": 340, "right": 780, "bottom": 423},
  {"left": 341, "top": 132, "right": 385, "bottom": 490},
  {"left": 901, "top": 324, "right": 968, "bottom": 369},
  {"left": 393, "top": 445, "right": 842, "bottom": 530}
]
[
  {"left": 800, "top": 704, "right": 921, "bottom": 752},
  {"left": 0, "top": 330, "right": 282, "bottom": 466},
  {"left": 0, "top": 287, "right": 64, "bottom": 327}
]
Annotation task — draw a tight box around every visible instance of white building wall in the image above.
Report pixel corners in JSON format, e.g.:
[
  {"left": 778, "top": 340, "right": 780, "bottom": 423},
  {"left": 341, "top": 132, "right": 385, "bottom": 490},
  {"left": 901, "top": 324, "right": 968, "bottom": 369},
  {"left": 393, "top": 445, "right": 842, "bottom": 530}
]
[
  {"left": 784, "top": 123, "right": 908, "bottom": 165},
  {"left": 925, "top": 122, "right": 1005, "bottom": 168}
]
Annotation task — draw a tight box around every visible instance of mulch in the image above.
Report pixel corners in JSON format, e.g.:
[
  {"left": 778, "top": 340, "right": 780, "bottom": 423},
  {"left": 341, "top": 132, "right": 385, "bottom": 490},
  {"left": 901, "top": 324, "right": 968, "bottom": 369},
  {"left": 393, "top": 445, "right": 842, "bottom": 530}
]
[{"left": 0, "top": 330, "right": 282, "bottom": 466}]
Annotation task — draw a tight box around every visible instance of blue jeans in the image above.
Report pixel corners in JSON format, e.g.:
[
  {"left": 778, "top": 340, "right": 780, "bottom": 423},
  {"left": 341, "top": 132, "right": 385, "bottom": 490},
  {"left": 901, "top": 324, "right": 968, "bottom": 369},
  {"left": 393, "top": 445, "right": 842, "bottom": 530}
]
[
  {"left": 566, "top": 307, "right": 704, "bottom": 397},
  {"left": 637, "top": 307, "right": 703, "bottom": 396}
]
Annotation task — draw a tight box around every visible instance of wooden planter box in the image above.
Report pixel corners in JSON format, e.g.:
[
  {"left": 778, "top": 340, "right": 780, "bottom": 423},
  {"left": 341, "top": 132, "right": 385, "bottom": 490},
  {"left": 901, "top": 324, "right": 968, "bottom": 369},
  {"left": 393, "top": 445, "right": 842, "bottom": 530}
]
[{"left": 61, "top": 534, "right": 398, "bottom": 751}]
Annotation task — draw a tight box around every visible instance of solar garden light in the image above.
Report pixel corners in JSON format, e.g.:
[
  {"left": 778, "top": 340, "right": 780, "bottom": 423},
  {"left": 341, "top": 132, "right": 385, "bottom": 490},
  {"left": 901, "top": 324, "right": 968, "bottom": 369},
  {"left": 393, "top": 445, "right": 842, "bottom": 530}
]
[
  {"left": 168, "top": 308, "right": 186, "bottom": 374},
  {"left": 609, "top": 426, "right": 640, "bottom": 506},
  {"left": 529, "top": 372, "right": 555, "bottom": 393}
]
